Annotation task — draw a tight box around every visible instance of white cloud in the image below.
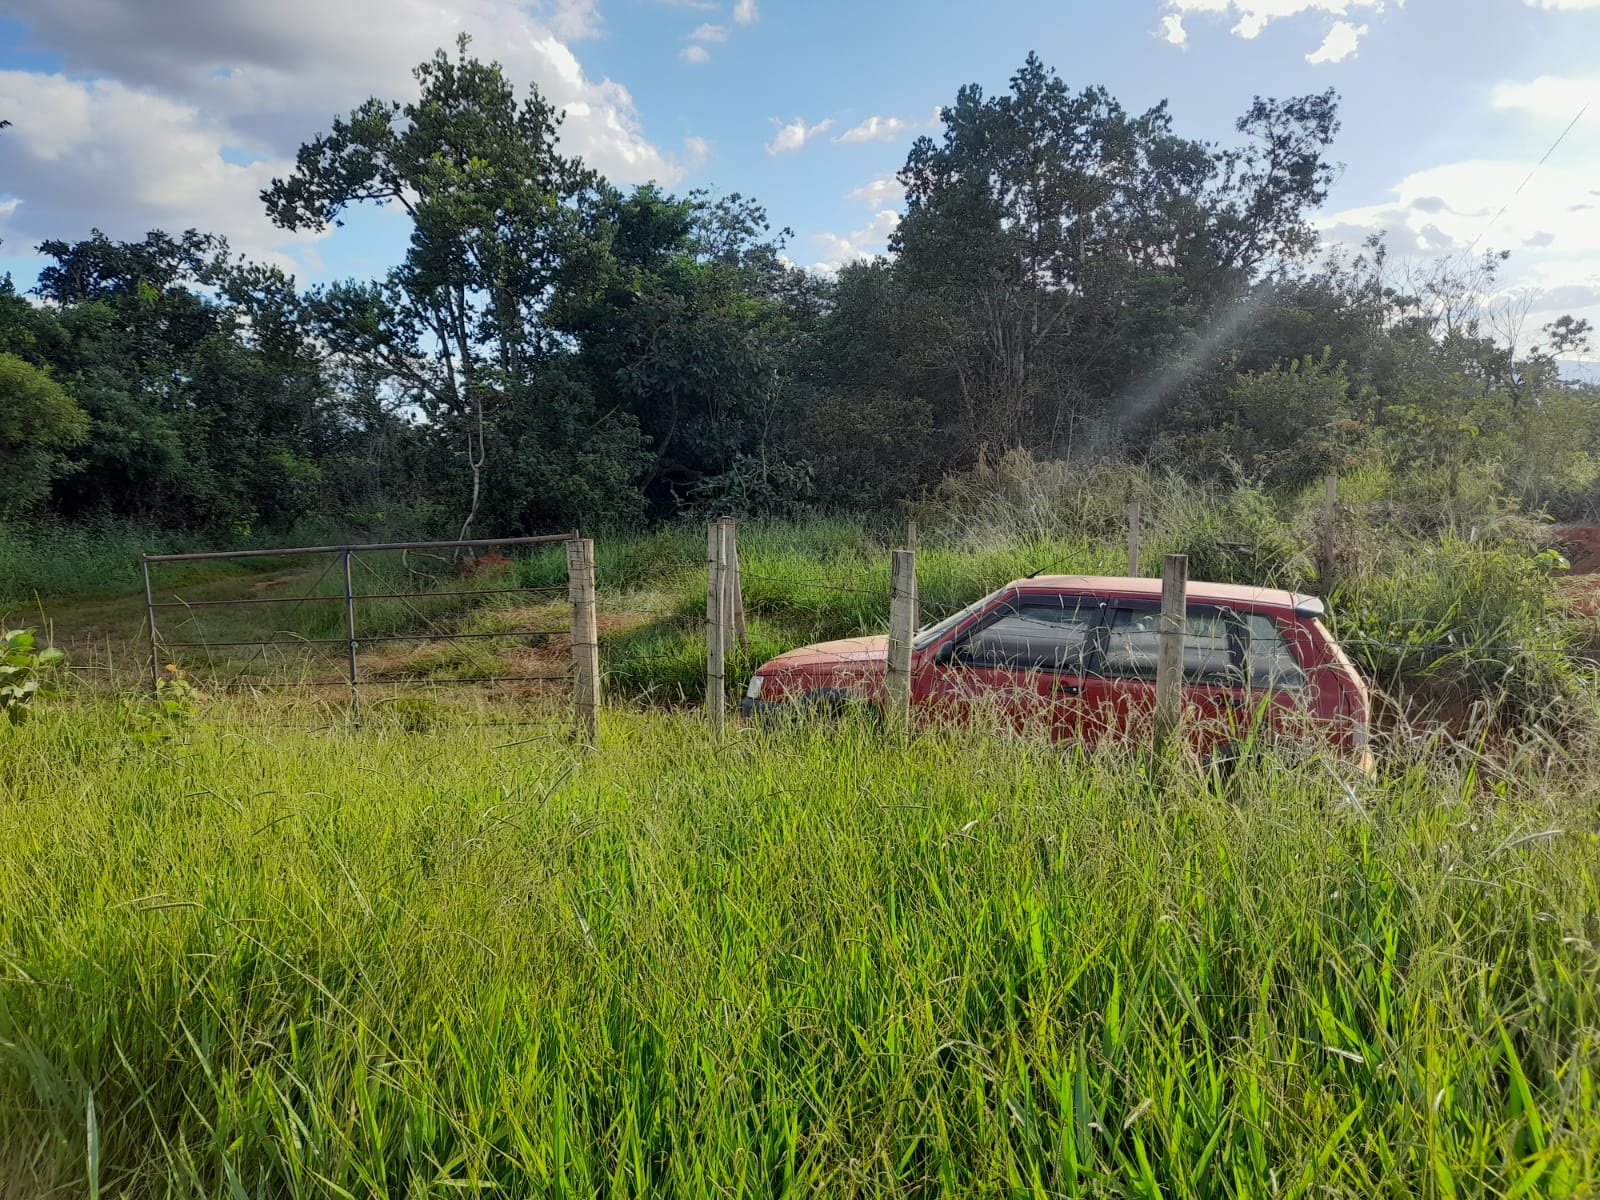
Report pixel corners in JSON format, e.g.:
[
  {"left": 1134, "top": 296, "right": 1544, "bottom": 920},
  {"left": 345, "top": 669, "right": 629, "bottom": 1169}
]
[
  {"left": 846, "top": 175, "right": 904, "bottom": 208},
  {"left": 811, "top": 210, "right": 900, "bottom": 274},
  {"left": 0, "top": 69, "right": 313, "bottom": 265},
  {"left": 682, "top": 135, "right": 712, "bottom": 170},
  {"left": 1305, "top": 19, "right": 1367, "bottom": 62},
  {"left": 542, "top": 0, "right": 603, "bottom": 39},
  {"left": 1321, "top": 157, "right": 1600, "bottom": 353},
  {"left": 0, "top": 0, "right": 691, "bottom": 231},
  {"left": 733, "top": 0, "right": 758, "bottom": 22},
  {"left": 1157, "top": 13, "right": 1189, "bottom": 44},
  {"left": 680, "top": 43, "right": 711, "bottom": 63},
  {"left": 1492, "top": 75, "right": 1599, "bottom": 119},
  {"left": 833, "top": 109, "right": 940, "bottom": 145},
  {"left": 765, "top": 116, "right": 834, "bottom": 155},
  {"left": 688, "top": 22, "right": 729, "bottom": 42},
  {"left": 1162, "top": 0, "right": 1389, "bottom": 47},
  {"left": 1523, "top": 0, "right": 1600, "bottom": 8}
]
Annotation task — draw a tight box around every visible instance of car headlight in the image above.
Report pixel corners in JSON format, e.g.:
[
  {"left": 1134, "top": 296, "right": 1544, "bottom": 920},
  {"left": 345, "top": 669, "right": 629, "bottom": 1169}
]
[{"left": 745, "top": 674, "right": 765, "bottom": 700}]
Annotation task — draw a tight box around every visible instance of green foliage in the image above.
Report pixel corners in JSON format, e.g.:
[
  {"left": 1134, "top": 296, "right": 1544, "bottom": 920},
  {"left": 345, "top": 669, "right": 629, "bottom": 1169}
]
[
  {"left": 0, "top": 627, "right": 65, "bottom": 721},
  {"left": 115, "top": 664, "right": 208, "bottom": 742},
  {"left": 0, "top": 352, "right": 88, "bottom": 517},
  {"left": 1169, "top": 487, "right": 1317, "bottom": 590},
  {"left": 2, "top": 707, "right": 1598, "bottom": 1194},
  {"left": 1215, "top": 354, "right": 1372, "bottom": 488},
  {"left": 1328, "top": 527, "right": 1579, "bottom": 723}
]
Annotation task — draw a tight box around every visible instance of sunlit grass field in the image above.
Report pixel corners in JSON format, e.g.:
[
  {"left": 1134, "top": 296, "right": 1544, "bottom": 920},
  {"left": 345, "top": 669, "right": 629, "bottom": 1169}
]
[{"left": 3, "top": 702, "right": 1597, "bottom": 1197}]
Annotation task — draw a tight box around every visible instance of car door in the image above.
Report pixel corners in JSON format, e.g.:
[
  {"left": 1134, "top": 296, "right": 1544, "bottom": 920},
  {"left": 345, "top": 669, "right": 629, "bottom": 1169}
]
[
  {"left": 1082, "top": 601, "right": 1247, "bottom": 752},
  {"left": 918, "top": 592, "right": 1103, "bottom": 738}
]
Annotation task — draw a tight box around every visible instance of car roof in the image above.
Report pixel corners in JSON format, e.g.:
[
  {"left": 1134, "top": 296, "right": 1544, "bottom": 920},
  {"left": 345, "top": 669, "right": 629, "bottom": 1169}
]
[{"left": 1018, "top": 575, "right": 1321, "bottom": 612}]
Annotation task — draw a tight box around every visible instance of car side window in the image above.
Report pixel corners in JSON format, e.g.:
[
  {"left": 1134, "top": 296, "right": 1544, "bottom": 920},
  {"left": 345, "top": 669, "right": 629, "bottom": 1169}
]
[
  {"left": 1099, "top": 605, "right": 1235, "bottom": 683},
  {"left": 954, "top": 597, "right": 1100, "bottom": 672},
  {"left": 1242, "top": 613, "right": 1307, "bottom": 690}
]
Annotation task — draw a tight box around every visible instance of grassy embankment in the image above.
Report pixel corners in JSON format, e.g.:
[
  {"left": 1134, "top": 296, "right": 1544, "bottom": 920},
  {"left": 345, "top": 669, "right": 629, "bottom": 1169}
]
[{"left": 2, "top": 703, "right": 1598, "bottom": 1197}]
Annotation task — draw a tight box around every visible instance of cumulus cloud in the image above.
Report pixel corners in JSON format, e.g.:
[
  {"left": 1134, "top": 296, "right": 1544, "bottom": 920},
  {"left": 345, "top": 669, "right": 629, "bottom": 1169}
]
[
  {"left": 0, "top": 0, "right": 699, "bottom": 264},
  {"left": 688, "top": 22, "right": 729, "bottom": 42},
  {"left": 1321, "top": 156, "right": 1600, "bottom": 351},
  {"left": 0, "top": 69, "right": 314, "bottom": 266},
  {"left": 1161, "top": 0, "right": 1390, "bottom": 52},
  {"left": 846, "top": 175, "right": 904, "bottom": 208},
  {"left": 1306, "top": 19, "right": 1367, "bottom": 62},
  {"left": 811, "top": 210, "right": 900, "bottom": 274},
  {"left": 680, "top": 43, "right": 711, "bottom": 63},
  {"left": 833, "top": 109, "right": 940, "bottom": 145},
  {"left": 733, "top": 0, "right": 759, "bottom": 22},
  {"left": 1523, "top": 0, "right": 1600, "bottom": 8},
  {"left": 765, "top": 116, "right": 834, "bottom": 155},
  {"left": 1492, "top": 75, "right": 1599, "bottom": 119}
]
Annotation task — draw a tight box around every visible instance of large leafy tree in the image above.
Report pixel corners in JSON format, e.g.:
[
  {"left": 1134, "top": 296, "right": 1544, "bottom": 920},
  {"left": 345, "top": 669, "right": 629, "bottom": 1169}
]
[
  {"left": 0, "top": 353, "right": 88, "bottom": 518},
  {"left": 887, "top": 54, "right": 1340, "bottom": 459},
  {"left": 12, "top": 231, "right": 338, "bottom": 532},
  {"left": 553, "top": 186, "right": 819, "bottom": 514},
  {"left": 264, "top": 36, "right": 598, "bottom": 539}
]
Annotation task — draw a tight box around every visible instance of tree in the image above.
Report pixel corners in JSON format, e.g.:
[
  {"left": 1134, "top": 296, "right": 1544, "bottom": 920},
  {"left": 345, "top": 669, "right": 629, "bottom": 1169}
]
[
  {"left": 264, "top": 36, "right": 594, "bottom": 541},
  {"left": 885, "top": 54, "right": 1340, "bottom": 461},
  {"left": 0, "top": 354, "right": 88, "bottom": 518},
  {"left": 1217, "top": 353, "right": 1370, "bottom": 488},
  {"left": 551, "top": 185, "right": 817, "bottom": 514}
]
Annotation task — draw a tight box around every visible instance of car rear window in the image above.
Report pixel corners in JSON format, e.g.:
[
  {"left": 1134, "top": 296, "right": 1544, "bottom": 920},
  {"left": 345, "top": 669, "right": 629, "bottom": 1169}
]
[
  {"left": 1242, "top": 613, "right": 1307, "bottom": 690},
  {"left": 1100, "top": 606, "right": 1307, "bottom": 689}
]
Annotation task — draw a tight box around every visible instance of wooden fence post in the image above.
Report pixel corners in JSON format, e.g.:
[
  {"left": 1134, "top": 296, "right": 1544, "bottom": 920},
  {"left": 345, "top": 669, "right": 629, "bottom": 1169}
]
[
  {"left": 1127, "top": 500, "right": 1141, "bottom": 576},
  {"left": 886, "top": 548, "right": 918, "bottom": 736},
  {"left": 1154, "top": 553, "right": 1188, "bottom": 753},
  {"left": 721, "top": 517, "right": 746, "bottom": 649},
  {"left": 707, "top": 522, "right": 726, "bottom": 737},
  {"left": 567, "top": 537, "right": 600, "bottom": 745},
  {"left": 1319, "top": 473, "right": 1338, "bottom": 588}
]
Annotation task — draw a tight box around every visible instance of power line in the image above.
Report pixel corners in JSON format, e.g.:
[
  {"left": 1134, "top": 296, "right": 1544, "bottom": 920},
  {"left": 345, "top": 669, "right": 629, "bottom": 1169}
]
[{"left": 1465, "top": 100, "right": 1590, "bottom": 254}]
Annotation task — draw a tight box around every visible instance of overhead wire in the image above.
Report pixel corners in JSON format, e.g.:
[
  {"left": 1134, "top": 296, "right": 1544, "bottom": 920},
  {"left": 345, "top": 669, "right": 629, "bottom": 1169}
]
[{"left": 1464, "top": 99, "right": 1591, "bottom": 254}]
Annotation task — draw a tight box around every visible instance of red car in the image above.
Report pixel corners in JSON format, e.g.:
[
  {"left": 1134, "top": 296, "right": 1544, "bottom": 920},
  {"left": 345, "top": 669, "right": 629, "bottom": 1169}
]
[{"left": 741, "top": 575, "right": 1372, "bottom": 763}]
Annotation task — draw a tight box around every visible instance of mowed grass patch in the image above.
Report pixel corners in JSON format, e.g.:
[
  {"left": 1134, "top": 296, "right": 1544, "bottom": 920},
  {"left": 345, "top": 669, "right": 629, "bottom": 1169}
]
[{"left": 2, "top": 705, "right": 1598, "bottom": 1196}]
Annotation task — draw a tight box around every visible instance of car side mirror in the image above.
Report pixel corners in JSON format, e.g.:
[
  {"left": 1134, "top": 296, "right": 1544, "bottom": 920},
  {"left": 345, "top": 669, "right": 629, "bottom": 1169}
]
[{"left": 935, "top": 640, "right": 964, "bottom": 666}]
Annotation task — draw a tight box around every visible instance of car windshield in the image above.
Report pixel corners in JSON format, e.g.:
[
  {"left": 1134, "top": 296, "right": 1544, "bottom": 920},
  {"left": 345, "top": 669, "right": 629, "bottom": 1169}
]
[{"left": 913, "top": 585, "right": 1010, "bottom": 650}]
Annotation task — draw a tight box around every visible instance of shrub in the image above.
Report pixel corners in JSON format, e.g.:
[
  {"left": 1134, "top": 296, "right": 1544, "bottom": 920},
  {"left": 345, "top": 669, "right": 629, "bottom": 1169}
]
[{"left": 0, "top": 627, "right": 65, "bottom": 722}]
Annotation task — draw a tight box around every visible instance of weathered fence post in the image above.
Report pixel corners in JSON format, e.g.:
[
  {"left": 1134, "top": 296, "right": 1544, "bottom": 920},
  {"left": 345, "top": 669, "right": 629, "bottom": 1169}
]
[
  {"left": 342, "top": 549, "right": 361, "bottom": 722},
  {"left": 906, "top": 518, "right": 918, "bottom": 554},
  {"left": 567, "top": 537, "right": 600, "bottom": 745},
  {"left": 141, "top": 556, "right": 161, "bottom": 696},
  {"left": 886, "top": 548, "right": 918, "bottom": 736},
  {"left": 1154, "top": 553, "right": 1188, "bottom": 753},
  {"left": 1319, "top": 473, "right": 1338, "bottom": 588},
  {"left": 707, "top": 522, "right": 727, "bottom": 737},
  {"left": 721, "top": 516, "right": 746, "bottom": 650},
  {"left": 1127, "top": 500, "right": 1141, "bottom": 576}
]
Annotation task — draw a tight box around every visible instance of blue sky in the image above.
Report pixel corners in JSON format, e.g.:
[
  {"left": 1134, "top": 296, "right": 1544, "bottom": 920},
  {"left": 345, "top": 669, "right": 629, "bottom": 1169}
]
[{"left": 0, "top": 0, "right": 1596, "bottom": 357}]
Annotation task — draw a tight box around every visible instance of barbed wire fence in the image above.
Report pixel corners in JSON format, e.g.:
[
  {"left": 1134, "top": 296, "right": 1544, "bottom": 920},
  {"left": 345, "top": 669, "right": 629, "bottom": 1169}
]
[{"left": 131, "top": 477, "right": 1593, "bottom": 742}]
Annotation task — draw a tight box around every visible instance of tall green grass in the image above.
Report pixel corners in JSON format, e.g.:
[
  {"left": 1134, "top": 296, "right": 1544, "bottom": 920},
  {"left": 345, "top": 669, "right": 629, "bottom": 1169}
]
[{"left": 2, "top": 703, "right": 1597, "bottom": 1196}]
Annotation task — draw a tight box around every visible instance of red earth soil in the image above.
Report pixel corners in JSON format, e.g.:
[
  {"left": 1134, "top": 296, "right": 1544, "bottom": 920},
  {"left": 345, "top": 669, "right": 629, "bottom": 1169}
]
[{"left": 1553, "top": 525, "right": 1600, "bottom": 576}]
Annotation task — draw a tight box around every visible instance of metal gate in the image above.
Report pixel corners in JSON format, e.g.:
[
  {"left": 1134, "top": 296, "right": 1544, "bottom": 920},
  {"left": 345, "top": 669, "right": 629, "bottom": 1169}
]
[{"left": 140, "top": 532, "right": 591, "bottom": 723}]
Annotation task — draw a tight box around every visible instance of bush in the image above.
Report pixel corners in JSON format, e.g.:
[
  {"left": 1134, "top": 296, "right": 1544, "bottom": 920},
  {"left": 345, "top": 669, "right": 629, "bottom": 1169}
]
[{"left": 0, "top": 627, "right": 65, "bottom": 722}]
